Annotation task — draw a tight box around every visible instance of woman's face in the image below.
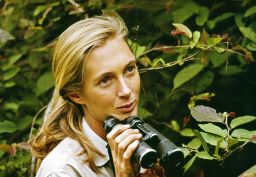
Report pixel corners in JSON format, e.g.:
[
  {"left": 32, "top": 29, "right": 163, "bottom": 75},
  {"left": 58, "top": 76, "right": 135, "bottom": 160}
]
[{"left": 78, "top": 36, "right": 140, "bottom": 124}]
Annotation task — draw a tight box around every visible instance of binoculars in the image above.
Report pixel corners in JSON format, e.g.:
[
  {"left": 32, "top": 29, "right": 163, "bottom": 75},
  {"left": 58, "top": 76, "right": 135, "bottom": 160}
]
[{"left": 104, "top": 116, "right": 184, "bottom": 169}]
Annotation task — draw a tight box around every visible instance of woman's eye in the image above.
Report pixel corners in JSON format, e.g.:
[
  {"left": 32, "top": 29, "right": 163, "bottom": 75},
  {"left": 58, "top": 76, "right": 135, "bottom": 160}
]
[
  {"left": 126, "top": 65, "right": 136, "bottom": 73},
  {"left": 99, "top": 75, "right": 112, "bottom": 86}
]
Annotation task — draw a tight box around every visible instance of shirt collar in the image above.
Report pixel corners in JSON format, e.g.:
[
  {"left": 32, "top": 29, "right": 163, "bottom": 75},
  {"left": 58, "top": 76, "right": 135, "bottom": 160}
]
[{"left": 82, "top": 118, "right": 110, "bottom": 167}]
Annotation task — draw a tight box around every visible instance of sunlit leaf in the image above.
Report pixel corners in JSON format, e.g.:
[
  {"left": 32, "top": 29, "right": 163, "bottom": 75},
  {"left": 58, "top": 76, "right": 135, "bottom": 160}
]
[
  {"left": 180, "top": 128, "right": 194, "bottom": 137},
  {"left": 190, "top": 105, "right": 224, "bottom": 122},
  {"left": 186, "top": 138, "right": 201, "bottom": 149},
  {"left": 231, "top": 129, "right": 251, "bottom": 139},
  {"left": 0, "top": 28, "right": 15, "bottom": 43},
  {"left": 244, "top": 6, "right": 256, "bottom": 17},
  {"left": 239, "top": 27, "right": 256, "bottom": 43},
  {"left": 3, "top": 102, "right": 19, "bottom": 112},
  {"left": 190, "top": 31, "right": 201, "bottom": 48},
  {"left": 200, "top": 132, "right": 228, "bottom": 149},
  {"left": 230, "top": 116, "right": 256, "bottom": 129},
  {"left": 183, "top": 155, "right": 197, "bottom": 173},
  {"left": 172, "top": 23, "right": 192, "bottom": 38},
  {"left": 4, "top": 81, "right": 16, "bottom": 88},
  {"left": 170, "top": 120, "right": 180, "bottom": 132},
  {"left": 151, "top": 58, "right": 165, "bottom": 67},
  {"left": 196, "top": 151, "right": 214, "bottom": 160},
  {"left": 193, "top": 130, "right": 209, "bottom": 152},
  {"left": 173, "top": 64, "right": 205, "bottom": 90},
  {"left": 199, "top": 123, "right": 227, "bottom": 137},
  {"left": 179, "top": 147, "right": 190, "bottom": 157}
]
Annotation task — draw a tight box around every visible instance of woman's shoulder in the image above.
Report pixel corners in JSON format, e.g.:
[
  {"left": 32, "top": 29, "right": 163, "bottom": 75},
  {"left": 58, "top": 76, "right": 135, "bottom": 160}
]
[{"left": 35, "top": 137, "right": 87, "bottom": 177}]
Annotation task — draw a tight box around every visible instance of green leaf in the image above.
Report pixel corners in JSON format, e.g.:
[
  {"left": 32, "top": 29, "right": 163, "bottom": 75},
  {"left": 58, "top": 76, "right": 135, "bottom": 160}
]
[
  {"left": 190, "top": 105, "right": 224, "bottom": 122},
  {"left": 36, "top": 71, "right": 54, "bottom": 96},
  {"left": 173, "top": 64, "right": 205, "bottom": 90},
  {"left": 0, "top": 120, "right": 17, "bottom": 134},
  {"left": 207, "top": 37, "right": 222, "bottom": 46},
  {"left": 239, "top": 27, "right": 256, "bottom": 43},
  {"left": 227, "top": 137, "right": 240, "bottom": 148},
  {"left": 196, "top": 6, "right": 209, "bottom": 26},
  {"left": 183, "top": 155, "right": 197, "bottom": 173},
  {"left": 3, "top": 102, "right": 19, "bottom": 112},
  {"left": 2, "top": 66, "right": 20, "bottom": 81},
  {"left": 179, "top": 147, "right": 190, "bottom": 157},
  {"left": 16, "top": 116, "right": 33, "bottom": 131},
  {"left": 230, "top": 116, "right": 256, "bottom": 129},
  {"left": 219, "top": 65, "right": 243, "bottom": 76},
  {"left": 9, "top": 54, "right": 22, "bottom": 65},
  {"left": 231, "top": 129, "right": 251, "bottom": 139},
  {"left": 244, "top": 6, "right": 256, "bottom": 17},
  {"left": 190, "top": 31, "right": 200, "bottom": 48},
  {"left": 172, "top": 23, "right": 192, "bottom": 38},
  {"left": 127, "top": 39, "right": 146, "bottom": 59},
  {"left": 213, "top": 12, "right": 234, "bottom": 23},
  {"left": 196, "top": 151, "right": 214, "bottom": 160},
  {"left": 194, "top": 71, "right": 214, "bottom": 93},
  {"left": 200, "top": 132, "right": 228, "bottom": 149},
  {"left": 4, "top": 81, "right": 16, "bottom": 88},
  {"left": 186, "top": 138, "right": 201, "bottom": 149},
  {"left": 170, "top": 120, "right": 180, "bottom": 132},
  {"left": 198, "top": 123, "right": 228, "bottom": 137},
  {"left": 172, "top": 1, "right": 199, "bottom": 23},
  {"left": 180, "top": 128, "right": 194, "bottom": 137},
  {"left": 206, "top": 20, "right": 215, "bottom": 29},
  {"left": 207, "top": 51, "right": 229, "bottom": 68},
  {"left": 0, "top": 28, "right": 15, "bottom": 43},
  {"left": 247, "top": 42, "right": 256, "bottom": 51},
  {"left": 193, "top": 130, "right": 209, "bottom": 152},
  {"left": 151, "top": 58, "right": 165, "bottom": 67},
  {"left": 235, "top": 14, "right": 245, "bottom": 27},
  {"left": 214, "top": 138, "right": 224, "bottom": 158},
  {"left": 33, "top": 5, "right": 48, "bottom": 16},
  {"left": 138, "top": 56, "right": 151, "bottom": 67}
]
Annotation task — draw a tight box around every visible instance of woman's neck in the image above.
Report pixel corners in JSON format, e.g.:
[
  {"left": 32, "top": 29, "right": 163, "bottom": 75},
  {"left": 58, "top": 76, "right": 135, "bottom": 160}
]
[{"left": 84, "top": 115, "right": 107, "bottom": 141}]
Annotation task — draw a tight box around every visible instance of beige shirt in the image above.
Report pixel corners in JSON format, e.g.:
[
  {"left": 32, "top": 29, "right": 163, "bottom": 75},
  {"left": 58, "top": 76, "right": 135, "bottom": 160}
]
[{"left": 35, "top": 119, "right": 114, "bottom": 177}]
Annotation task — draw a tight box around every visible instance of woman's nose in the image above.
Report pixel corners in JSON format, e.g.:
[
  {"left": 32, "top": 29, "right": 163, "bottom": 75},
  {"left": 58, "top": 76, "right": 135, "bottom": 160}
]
[{"left": 117, "top": 78, "right": 131, "bottom": 98}]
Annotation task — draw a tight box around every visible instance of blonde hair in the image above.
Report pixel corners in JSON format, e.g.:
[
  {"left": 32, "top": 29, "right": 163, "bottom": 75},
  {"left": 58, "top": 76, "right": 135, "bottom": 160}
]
[{"left": 31, "top": 14, "right": 128, "bottom": 172}]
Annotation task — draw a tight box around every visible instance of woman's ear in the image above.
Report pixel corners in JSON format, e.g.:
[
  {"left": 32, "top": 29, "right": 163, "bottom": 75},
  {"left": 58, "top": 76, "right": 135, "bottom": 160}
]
[{"left": 68, "top": 93, "right": 86, "bottom": 105}]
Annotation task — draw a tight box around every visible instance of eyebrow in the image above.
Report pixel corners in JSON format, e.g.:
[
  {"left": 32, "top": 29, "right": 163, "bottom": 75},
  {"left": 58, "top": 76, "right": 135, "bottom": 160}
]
[{"left": 94, "top": 60, "right": 136, "bottom": 83}]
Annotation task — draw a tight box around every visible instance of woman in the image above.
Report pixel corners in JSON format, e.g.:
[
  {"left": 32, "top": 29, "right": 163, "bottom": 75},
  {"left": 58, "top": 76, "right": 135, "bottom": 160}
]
[{"left": 31, "top": 14, "right": 165, "bottom": 177}]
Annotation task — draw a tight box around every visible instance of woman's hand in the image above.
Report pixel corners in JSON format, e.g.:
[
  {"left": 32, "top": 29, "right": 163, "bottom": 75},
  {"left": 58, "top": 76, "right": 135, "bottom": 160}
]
[{"left": 106, "top": 124, "right": 142, "bottom": 177}]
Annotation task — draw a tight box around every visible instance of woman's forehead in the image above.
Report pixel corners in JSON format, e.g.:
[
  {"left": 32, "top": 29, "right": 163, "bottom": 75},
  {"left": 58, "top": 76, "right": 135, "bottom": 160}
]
[{"left": 84, "top": 37, "right": 135, "bottom": 77}]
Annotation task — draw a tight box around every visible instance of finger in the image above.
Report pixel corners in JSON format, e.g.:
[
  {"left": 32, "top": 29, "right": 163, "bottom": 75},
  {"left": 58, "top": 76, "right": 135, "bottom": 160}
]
[
  {"left": 123, "top": 139, "right": 140, "bottom": 168},
  {"left": 106, "top": 124, "right": 130, "bottom": 146},
  {"left": 117, "top": 133, "right": 142, "bottom": 160},
  {"left": 115, "top": 128, "right": 140, "bottom": 144}
]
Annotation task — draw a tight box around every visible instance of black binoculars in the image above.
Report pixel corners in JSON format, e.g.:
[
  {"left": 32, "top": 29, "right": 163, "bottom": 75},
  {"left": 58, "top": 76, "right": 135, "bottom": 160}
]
[{"left": 104, "top": 116, "right": 184, "bottom": 169}]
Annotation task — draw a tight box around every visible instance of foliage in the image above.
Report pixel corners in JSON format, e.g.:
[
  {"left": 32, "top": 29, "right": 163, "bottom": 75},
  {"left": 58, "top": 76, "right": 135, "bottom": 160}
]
[
  {"left": 180, "top": 105, "right": 256, "bottom": 173},
  {"left": 0, "top": 0, "right": 256, "bottom": 176}
]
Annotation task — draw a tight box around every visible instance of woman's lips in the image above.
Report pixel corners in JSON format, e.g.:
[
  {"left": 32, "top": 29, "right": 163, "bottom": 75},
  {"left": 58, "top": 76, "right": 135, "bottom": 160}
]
[{"left": 117, "top": 101, "right": 135, "bottom": 113}]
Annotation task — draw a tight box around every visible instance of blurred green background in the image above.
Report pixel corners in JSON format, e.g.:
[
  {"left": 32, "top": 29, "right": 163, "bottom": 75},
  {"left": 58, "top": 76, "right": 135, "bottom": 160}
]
[{"left": 0, "top": 0, "right": 255, "bottom": 176}]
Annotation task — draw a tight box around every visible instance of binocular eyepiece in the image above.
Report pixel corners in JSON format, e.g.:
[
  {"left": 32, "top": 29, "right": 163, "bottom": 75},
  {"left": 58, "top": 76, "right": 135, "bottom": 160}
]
[{"left": 104, "top": 116, "right": 184, "bottom": 169}]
